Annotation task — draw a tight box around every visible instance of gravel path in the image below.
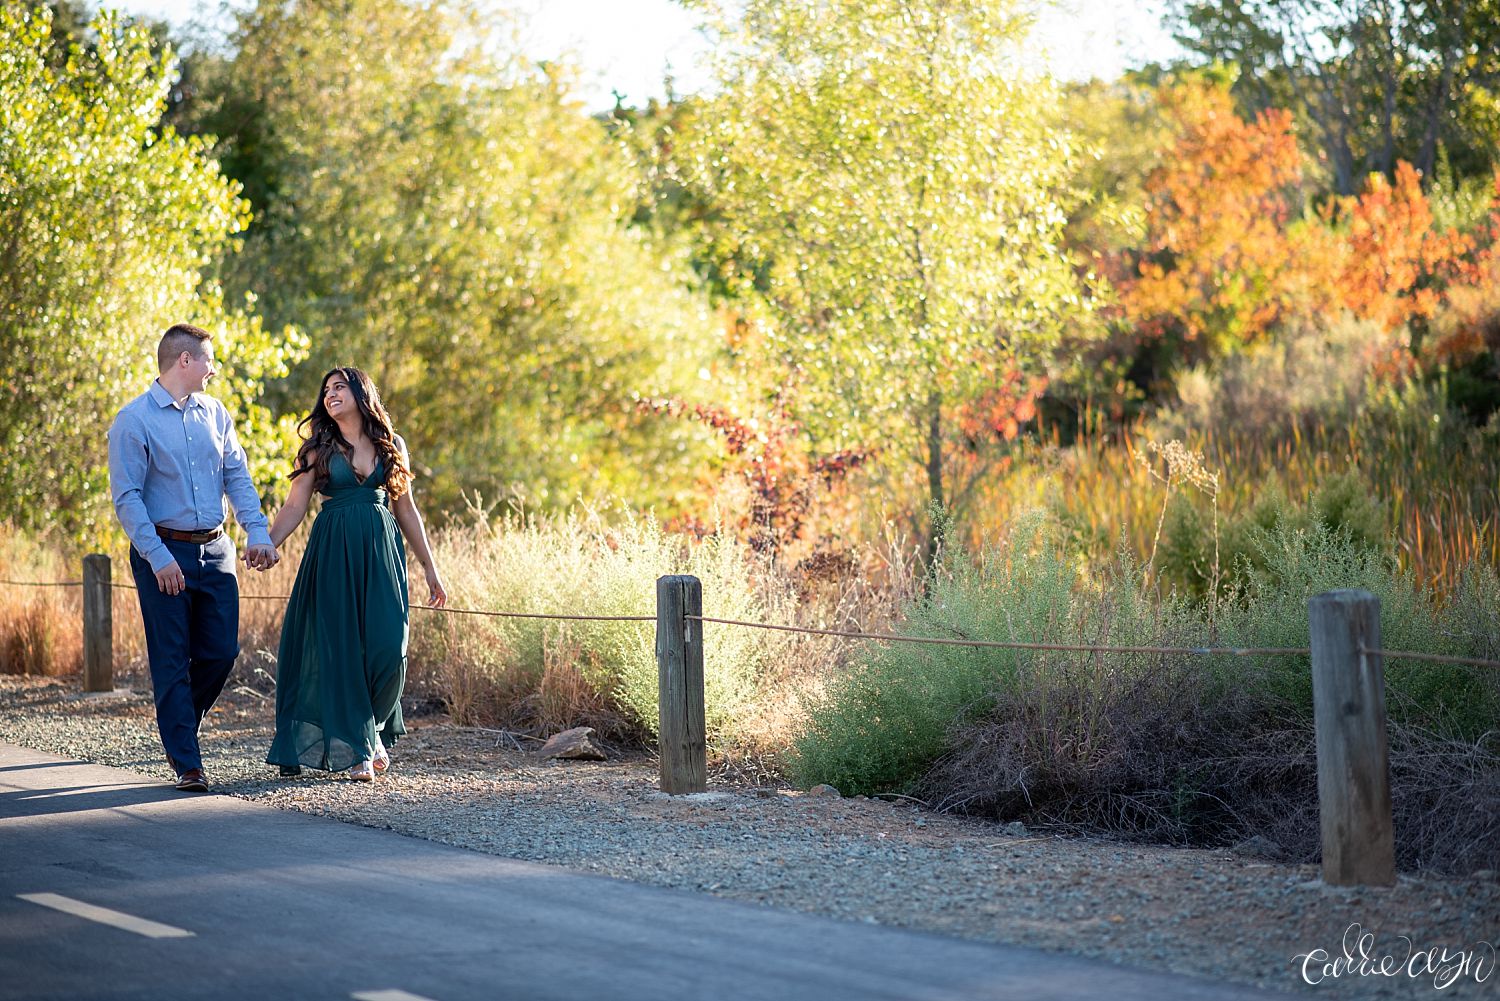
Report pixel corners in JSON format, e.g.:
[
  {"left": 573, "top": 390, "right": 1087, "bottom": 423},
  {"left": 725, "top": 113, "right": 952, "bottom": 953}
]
[{"left": 2, "top": 672, "right": 1495, "bottom": 999}]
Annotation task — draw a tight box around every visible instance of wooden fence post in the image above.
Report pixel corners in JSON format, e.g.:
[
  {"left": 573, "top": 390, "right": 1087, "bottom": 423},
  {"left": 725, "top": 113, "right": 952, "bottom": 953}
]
[
  {"left": 656, "top": 575, "right": 705, "bottom": 794},
  {"left": 1308, "top": 589, "right": 1394, "bottom": 887},
  {"left": 82, "top": 553, "right": 113, "bottom": 693}
]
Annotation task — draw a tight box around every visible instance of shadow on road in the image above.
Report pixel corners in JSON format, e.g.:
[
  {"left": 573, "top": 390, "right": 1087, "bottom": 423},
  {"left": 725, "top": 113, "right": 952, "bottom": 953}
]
[{"left": 0, "top": 781, "right": 184, "bottom": 819}]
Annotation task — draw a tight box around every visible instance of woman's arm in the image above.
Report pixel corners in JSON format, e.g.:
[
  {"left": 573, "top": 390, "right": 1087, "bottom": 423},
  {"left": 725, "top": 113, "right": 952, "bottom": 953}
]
[
  {"left": 267, "top": 471, "right": 316, "bottom": 549},
  {"left": 390, "top": 436, "right": 447, "bottom": 607}
]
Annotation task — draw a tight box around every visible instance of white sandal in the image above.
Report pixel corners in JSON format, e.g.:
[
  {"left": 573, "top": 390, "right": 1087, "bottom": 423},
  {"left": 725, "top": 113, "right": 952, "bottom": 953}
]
[
  {"left": 348, "top": 760, "right": 375, "bottom": 782},
  {"left": 372, "top": 737, "right": 390, "bottom": 774}
]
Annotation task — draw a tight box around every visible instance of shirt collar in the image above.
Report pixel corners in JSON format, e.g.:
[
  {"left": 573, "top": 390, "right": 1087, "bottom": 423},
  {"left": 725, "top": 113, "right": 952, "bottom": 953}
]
[{"left": 149, "top": 380, "right": 202, "bottom": 411}]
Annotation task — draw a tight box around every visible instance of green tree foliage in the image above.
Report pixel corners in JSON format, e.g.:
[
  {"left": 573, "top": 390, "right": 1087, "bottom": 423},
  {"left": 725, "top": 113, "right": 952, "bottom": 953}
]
[
  {"left": 1168, "top": 0, "right": 1500, "bottom": 193},
  {"left": 678, "top": 0, "right": 1093, "bottom": 550},
  {"left": 0, "top": 6, "right": 304, "bottom": 540},
  {"left": 185, "top": 0, "right": 713, "bottom": 513}
]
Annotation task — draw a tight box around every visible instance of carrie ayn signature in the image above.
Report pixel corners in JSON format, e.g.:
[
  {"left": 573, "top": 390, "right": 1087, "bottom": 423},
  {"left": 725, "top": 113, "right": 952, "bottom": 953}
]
[{"left": 1293, "top": 922, "right": 1496, "bottom": 990}]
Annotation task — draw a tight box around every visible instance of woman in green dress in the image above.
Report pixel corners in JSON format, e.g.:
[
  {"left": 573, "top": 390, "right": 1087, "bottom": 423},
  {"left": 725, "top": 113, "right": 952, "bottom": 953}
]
[{"left": 264, "top": 367, "right": 447, "bottom": 781}]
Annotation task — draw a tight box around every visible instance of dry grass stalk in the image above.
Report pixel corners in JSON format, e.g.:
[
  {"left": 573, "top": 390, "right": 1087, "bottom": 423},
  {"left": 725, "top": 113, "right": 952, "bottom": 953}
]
[{"left": 0, "top": 595, "right": 79, "bottom": 676}]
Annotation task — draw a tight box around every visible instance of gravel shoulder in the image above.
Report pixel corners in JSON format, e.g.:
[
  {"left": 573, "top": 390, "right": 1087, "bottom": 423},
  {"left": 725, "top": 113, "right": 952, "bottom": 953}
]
[{"left": 2, "top": 672, "right": 1495, "bottom": 999}]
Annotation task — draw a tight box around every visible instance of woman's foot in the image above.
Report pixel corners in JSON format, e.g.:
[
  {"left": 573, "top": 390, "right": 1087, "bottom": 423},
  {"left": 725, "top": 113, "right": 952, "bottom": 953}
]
[
  {"left": 372, "top": 738, "right": 390, "bottom": 774},
  {"left": 348, "top": 760, "right": 375, "bottom": 782}
]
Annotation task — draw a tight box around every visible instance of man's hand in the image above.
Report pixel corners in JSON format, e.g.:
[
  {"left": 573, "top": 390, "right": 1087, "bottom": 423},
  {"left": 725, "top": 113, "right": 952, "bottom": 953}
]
[
  {"left": 155, "top": 561, "right": 186, "bottom": 596},
  {"left": 244, "top": 544, "right": 280, "bottom": 571}
]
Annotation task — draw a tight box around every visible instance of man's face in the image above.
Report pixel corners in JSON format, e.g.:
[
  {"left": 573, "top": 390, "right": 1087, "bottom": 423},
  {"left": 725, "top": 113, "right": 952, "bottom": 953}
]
[{"left": 185, "top": 343, "right": 216, "bottom": 391}]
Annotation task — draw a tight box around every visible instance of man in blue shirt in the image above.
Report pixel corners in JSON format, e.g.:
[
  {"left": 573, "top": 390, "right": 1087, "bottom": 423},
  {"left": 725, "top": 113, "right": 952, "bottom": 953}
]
[{"left": 108, "top": 323, "right": 280, "bottom": 792}]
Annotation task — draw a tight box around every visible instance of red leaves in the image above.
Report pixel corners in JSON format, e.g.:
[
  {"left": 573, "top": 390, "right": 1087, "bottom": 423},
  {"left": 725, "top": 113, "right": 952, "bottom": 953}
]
[
  {"left": 956, "top": 365, "right": 1048, "bottom": 447},
  {"left": 641, "top": 395, "right": 874, "bottom": 554}
]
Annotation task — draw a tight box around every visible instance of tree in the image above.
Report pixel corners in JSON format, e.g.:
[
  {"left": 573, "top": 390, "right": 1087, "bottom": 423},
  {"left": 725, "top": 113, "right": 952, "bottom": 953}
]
[
  {"left": 1168, "top": 0, "right": 1500, "bottom": 194},
  {"left": 0, "top": 6, "right": 303, "bottom": 540},
  {"left": 182, "top": 0, "right": 714, "bottom": 514},
  {"left": 1118, "top": 79, "right": 1311, "bottom": 375},
  {"left": 679, "top": 0, "right": 1092, "bottom": 555}
]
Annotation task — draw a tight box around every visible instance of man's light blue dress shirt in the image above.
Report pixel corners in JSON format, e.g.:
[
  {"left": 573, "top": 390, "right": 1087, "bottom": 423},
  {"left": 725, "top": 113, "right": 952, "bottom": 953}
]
[{"left": 107, "top": 380, "right": 273, "bottom": 574}]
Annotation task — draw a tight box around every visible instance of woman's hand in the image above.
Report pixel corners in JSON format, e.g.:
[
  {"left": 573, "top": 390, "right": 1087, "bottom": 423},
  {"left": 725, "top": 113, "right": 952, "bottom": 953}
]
[{"left": 424, "top": 566, "right": 448, "bottom": 608}]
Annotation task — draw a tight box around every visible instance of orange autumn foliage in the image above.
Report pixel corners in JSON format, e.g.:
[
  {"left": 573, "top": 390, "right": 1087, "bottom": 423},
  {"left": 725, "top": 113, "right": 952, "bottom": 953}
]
[
  {"left": 1323, "top": 162, "right": 1465, "bottom": 331},
  {"left": 956, "top": 364, "right": 1048, "bottom": 446},
  {"left": 1115, "top": 81, "right": 1500, "bottom": 377},
  {"left": 1120, "top": 83, "right": 1305, "bottom": 357},
  {"left": 1422, "top": 172, "right": 1500, "bottom": 368}
]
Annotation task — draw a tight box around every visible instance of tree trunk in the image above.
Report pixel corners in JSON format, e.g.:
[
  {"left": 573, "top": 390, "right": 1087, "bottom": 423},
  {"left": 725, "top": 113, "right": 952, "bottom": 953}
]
[
  {"left": 1415, "top": 50, "right": 1458, "bottom": 180},
  {"left": 924, "top": 389, "right": 945, "bottom": 566},
  {"left": 1377, "top": 0, "right": 1398, "bottom": 178}
]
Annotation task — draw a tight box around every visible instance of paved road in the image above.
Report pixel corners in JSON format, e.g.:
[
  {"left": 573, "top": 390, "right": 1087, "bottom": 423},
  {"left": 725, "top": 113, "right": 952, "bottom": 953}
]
[{"left": 0, "top": 743, "right": 1292, "bottom": 1001}]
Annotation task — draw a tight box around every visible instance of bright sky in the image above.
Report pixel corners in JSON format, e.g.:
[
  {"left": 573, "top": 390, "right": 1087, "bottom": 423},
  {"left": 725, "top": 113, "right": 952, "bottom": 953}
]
[{"left": 109, "top": 0, "right": 1181, "bottom": 111}]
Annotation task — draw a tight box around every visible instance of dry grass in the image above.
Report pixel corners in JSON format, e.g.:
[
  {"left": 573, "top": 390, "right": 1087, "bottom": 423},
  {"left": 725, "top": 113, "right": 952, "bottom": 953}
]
[
  {"left": 404, "top": 510, "right": 919, "bottom": 760},
  {"left": 0, "top": 526, "right": 82, "bottom": 676},
  {"left": 963, "top": 402, "right": 1499, "bottom": 601},
  {"left": 0, "top": 594, "right": 79, "bottom": 676}
]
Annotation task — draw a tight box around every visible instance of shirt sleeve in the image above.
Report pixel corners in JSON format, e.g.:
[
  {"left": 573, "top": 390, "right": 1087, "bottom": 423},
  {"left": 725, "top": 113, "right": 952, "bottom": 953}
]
[
  {"left": 107, "top": 410, "right": 174, "bottom": 573},
  {"left": 219, "top": 412, "right": 273, "bottom": 549}
]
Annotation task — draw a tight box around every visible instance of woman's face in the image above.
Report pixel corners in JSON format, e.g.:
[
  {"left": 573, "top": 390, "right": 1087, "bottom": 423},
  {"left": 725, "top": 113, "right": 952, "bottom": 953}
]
[{"left": 323, "top": 374, "right": 356, "bottom": 420}]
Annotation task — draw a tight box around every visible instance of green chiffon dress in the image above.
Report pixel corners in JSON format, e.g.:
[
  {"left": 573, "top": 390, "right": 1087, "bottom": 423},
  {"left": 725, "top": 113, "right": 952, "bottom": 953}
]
[{"left": 267, "top": 451, "right": 409, "bottom": 772}]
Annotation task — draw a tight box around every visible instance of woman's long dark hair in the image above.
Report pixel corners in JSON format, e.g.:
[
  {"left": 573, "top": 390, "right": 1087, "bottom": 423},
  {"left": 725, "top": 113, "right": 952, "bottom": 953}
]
[{"left": 290, "top": 367, "right": 413, "bottom": 499}]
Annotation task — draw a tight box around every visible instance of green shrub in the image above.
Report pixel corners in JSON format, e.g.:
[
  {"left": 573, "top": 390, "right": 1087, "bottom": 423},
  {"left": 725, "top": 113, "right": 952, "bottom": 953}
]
[
  {"left": 789, "top": 519, "right": 1222, "bottom": 795},
  {"left": 1221, "top": 519, "right": 1500, "bottom": 738},
  {"left": 1159, "top": 471, "right": 1386, "bottom": 600}
]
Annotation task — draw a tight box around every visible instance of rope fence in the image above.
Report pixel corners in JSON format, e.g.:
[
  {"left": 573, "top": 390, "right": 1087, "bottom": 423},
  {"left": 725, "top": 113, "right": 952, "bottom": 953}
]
[
  {"left": 2, "top": 573, "right": 1498, "bottom": 667},
  {"left": 4, "top": 561, "right": 1494, "bottom": 887},
  {"left": 689, "top": 614, "right": 1312, "bottom": 658}
]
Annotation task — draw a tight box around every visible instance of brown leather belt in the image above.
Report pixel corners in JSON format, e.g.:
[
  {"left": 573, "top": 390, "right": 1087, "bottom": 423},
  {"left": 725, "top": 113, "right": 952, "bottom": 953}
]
[{"left": 155, "top": 525, "right": 223, "bottom": 544}]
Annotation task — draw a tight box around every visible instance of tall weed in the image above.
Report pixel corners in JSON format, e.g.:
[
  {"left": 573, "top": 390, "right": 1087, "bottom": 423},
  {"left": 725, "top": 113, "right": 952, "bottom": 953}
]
[{"left": 411, "top": 509, "right": 795, "bottom": 746}]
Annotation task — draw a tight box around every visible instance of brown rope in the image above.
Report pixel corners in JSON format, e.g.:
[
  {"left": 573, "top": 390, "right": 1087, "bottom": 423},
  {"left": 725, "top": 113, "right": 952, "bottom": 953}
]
[
  {"left": 409, "top": 606, "right": 653, "bottom": 622},
  {"left": 178, "top": 589, "right": 654, "bottom": 623},
  {"left": 0, "top": 580, "right": 651, "bottom": 622},
  {"left": 687, "top": 615, "right": 1309, "bottom": 656},
  {"left": 1361, "top": 647, "right": 1500, "bottom": 669}
]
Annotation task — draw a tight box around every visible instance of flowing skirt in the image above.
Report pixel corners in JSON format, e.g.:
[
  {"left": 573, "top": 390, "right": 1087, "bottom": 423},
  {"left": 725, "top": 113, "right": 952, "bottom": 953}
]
[{"left": 266, "top": 494, "right": 409, "bottom": 771}]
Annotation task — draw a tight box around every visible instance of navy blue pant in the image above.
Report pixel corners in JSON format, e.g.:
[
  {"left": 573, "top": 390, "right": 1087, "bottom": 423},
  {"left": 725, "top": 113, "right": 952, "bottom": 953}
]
[{"left": 129, "top": 535, "right": 240, "bottom": 773}]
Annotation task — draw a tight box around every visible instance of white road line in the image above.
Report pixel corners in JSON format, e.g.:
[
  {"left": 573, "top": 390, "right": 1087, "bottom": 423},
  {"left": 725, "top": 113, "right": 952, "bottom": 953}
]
[
  {"left": 351, "top": 992, "right": 441, "bottom": 1001},
  {"left": 16, "top": 893, "right": 194, "bottom": 939}
]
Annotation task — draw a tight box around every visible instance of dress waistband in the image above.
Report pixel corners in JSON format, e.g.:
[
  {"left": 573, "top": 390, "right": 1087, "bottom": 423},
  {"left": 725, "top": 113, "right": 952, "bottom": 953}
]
[{"left": 320, "top": 488, "right": 388, "bottom": 511}]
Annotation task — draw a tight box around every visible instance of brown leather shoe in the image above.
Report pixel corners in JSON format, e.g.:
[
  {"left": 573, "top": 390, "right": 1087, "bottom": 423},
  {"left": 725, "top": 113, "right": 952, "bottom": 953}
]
[{"left": 174, "top": 769, "right": 209, "bottom": 793}]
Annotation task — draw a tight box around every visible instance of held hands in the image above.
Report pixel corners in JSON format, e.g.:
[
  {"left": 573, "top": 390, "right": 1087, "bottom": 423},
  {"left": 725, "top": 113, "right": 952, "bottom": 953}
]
[
  {"left": 243, "top": 544, "right": 280, "bottom": 572},
  {"left": 424, "top": 566, "right": 448, "bottom": 608}
]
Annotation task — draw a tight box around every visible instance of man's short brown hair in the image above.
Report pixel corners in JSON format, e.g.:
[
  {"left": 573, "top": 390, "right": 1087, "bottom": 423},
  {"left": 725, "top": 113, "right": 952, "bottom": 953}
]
[{"left": 157, "top": 323, "right": 212, "bottom": 372}]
